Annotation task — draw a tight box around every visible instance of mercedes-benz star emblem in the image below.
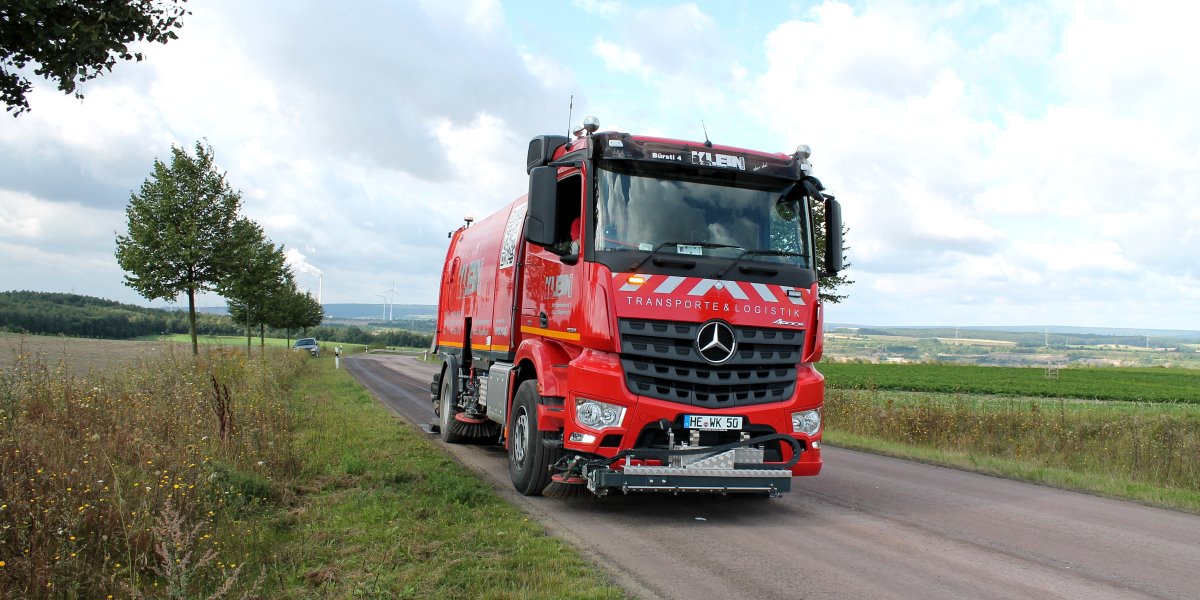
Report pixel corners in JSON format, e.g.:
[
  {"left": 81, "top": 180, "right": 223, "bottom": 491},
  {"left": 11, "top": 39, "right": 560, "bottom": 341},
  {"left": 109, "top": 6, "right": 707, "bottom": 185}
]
[{"left": 696, "top": 321, "right": 737, "bottom": 364}]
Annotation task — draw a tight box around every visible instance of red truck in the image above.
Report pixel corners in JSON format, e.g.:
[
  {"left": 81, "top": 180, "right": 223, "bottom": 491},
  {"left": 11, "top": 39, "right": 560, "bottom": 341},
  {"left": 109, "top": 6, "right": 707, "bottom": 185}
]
[{"left": 431, "top": 117, "right": 843, "bottom": 497}]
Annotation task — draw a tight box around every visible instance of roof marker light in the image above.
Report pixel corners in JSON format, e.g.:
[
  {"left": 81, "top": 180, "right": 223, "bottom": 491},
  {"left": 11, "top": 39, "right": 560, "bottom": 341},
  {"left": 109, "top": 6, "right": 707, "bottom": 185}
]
[{"left": 627, "top": 275, "right": 645, "bottom": 285}]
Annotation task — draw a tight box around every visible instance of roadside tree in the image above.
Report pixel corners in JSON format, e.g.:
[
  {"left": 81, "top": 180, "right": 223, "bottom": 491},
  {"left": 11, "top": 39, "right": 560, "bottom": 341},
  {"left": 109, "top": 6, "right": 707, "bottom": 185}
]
[
  {"left": 269, "top": 287, "right": 324, "bottom": 344},
  {"left": 115, "top": 142, "right": 243, "bottom": 355},
  {"left": 221, "top": 221, "right": 292, "bottom": 349}
]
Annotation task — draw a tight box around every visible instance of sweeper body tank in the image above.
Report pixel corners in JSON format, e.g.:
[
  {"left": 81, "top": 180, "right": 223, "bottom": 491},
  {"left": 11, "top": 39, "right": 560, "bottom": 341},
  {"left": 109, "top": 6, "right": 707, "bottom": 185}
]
[{"left": 431, "top": 118, "right": 845, "bottom": 497}]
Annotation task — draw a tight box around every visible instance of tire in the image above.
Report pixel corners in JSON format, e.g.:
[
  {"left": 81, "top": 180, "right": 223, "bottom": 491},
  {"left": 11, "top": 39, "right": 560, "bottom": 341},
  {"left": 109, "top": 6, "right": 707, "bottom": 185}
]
[
  {"left": 439, "top": 373, "right": 467, "bottom": 444},
  {"left": 508, "top": 380, "right": 561, "bottom": 496}
]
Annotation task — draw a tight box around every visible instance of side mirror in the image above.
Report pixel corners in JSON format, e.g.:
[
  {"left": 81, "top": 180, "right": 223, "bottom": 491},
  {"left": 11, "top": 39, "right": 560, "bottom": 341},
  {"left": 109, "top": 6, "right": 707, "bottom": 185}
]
[
  {"left": 526, "top": 166, "right": 559, "bottom": 247},
  {"left": 822, "top": 197, "right": 843, "bottom": 275}
]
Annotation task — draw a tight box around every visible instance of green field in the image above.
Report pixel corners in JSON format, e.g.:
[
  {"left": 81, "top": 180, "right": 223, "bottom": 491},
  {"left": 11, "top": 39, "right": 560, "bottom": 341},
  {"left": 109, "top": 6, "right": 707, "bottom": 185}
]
[{"left": 818, "top": 362, "right": 1200, "bottom": 403}]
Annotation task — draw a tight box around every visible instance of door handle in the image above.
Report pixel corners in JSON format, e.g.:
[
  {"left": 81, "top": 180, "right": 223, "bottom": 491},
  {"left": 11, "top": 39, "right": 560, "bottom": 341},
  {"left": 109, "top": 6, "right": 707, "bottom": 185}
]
[{"left": 539, "top": 312, "right": 548, "bottom": 328}]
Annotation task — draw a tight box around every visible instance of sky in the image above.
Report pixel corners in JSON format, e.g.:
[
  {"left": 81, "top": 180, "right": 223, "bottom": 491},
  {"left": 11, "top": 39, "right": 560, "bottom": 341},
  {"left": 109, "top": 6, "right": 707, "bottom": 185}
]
[{"left": 2, "top": 0, "right": 1198, "bottom": 330}]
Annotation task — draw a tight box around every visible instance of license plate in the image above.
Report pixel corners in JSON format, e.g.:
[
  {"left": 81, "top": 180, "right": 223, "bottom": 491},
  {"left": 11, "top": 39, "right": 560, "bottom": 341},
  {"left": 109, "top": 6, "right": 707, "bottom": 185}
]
[{"left": 683, "top": 415, "right": 744, "bottom": 431}]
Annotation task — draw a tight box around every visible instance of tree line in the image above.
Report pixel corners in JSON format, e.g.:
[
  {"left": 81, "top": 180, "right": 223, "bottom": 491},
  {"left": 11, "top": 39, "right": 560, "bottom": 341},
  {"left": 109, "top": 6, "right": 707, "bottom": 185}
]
[
  {"left": 0, "top": 290, "right": 435, "bottom": 349},
  {"left": 0, "top": 291, "right": 240, "bottom": 339},
  {"left": 114, "top": 142, "right": 322, "bottom": 353}
]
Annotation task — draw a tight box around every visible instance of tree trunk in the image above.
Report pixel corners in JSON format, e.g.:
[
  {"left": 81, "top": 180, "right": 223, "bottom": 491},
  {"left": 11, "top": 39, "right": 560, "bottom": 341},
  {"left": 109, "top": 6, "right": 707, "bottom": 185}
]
[
  {"left": 259, "top": 323, "right": 265, "bottom": 347},
  {"left": 187, "top": 287, "right": 199, "bottom": 356}
]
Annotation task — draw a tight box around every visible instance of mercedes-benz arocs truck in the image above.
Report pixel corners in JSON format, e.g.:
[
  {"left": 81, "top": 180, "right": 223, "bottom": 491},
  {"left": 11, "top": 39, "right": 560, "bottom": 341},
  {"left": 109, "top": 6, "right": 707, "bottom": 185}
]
[{"left": 431, "top": 117, "right": 843, "bottom": 497}]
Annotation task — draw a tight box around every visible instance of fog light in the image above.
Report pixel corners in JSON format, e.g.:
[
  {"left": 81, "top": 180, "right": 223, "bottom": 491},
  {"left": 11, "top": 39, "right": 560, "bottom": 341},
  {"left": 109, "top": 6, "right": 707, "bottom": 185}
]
[
  {"left": 791, "top": 408, "right": 821, "bottom": 436},
  {"left": 569, "top": 432, "right": 596, "bottom": 444},
  {"left": 575, "top": 397, "right": 626, "bottom": 431}
]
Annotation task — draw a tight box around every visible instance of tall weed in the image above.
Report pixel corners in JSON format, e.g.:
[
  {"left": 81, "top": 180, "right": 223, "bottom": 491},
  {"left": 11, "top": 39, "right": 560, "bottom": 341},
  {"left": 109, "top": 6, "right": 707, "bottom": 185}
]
[
  {"left": 826, "top": 388, "right": 1200, "bottom": 495},
  {"left": 0, "top": 340, "right": 305, "bottom": 598}
]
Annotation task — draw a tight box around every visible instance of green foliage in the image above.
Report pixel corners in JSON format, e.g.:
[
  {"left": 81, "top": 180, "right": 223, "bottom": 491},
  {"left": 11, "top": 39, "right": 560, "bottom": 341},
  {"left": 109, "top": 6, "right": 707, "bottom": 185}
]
[
  {"left": 220, "top": 220, "right": 292, "bottom": 347},
  {"left": 115, "top": 141, "right": 245, "bottom": 355},
  {"left": 305, "top": 325, "right": 431, "bottom": 349},
  {"left": 1, "top": 0, "right": 190, "bottom": 115},
  {"left": 811, "top": 193, "right": 853, "bottom": 303},
  {"left": 820, "top": 362, "right": 1200, "bottom": 403},
  {"left": 267, "top": 288, "right": 324, "bottom": 341}
]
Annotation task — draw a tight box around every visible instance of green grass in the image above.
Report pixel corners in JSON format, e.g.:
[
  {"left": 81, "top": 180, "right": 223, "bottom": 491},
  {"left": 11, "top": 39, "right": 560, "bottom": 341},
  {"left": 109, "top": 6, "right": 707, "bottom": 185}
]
[
  {"left": 824, "top": 387, "right": 1200, "bottom": 512},
  {"left": 258, "top": 358, "right": 625, "bottom": 598},
  {"left": 819, "top": 362, "right": 1200, "bottom": 403}
]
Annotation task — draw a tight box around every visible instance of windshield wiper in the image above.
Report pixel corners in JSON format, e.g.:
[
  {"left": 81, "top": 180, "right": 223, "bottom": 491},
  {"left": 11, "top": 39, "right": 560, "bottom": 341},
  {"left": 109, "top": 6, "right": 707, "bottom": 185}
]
[
  {"left": 712, "top": 249, "right": 809, "bottom": 279},
  {"left": 626, "top": 241, "right": 744, "bottom": 272}
]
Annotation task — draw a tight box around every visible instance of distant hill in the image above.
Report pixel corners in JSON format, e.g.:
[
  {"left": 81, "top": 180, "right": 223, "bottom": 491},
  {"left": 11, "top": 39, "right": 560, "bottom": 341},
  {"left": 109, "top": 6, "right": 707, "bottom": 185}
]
[
  {"left": 1, "top": 291, "right": 240, "bottom": 339},
  {"left": 826, "top": 323, "right": 1200, "bottom": 347}
]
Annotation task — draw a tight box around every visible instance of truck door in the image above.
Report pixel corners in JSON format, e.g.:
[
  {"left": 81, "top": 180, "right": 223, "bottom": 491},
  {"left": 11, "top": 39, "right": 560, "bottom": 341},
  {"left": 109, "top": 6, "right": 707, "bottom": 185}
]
[{"left": 521, "top": 171, "right": 583, "bottom": 345}]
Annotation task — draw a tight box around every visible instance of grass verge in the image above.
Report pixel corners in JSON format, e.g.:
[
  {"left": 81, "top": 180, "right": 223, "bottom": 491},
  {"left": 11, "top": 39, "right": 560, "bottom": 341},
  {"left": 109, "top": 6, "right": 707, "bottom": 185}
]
[
  {"left": 0, "top": 342, "right": 624, "bottom": 598},
  {"left": 824, "top": 387, "right": 1200, "bottom": 513},
  {"left": 264, "top": 358, "right": 624, "bottom": 598}
]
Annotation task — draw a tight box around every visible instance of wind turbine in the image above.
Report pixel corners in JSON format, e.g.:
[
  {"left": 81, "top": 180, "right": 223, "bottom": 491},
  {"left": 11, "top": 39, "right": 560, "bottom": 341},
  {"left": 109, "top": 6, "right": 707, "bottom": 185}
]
[
  {"left": 384, "top": 280, "right": 401, "bottom": 321},
  {"left": 377, "top": 293, "right": 389, "bottom": 321}
]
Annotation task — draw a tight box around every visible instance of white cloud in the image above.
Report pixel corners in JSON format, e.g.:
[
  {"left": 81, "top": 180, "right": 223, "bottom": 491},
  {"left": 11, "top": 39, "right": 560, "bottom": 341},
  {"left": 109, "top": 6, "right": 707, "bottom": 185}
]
[
  {"left": 3, "top": 0, "right": 1199, "bottom": 329},
  {"left": 593, "top": 37, "right": 653, "bottom": 78}
]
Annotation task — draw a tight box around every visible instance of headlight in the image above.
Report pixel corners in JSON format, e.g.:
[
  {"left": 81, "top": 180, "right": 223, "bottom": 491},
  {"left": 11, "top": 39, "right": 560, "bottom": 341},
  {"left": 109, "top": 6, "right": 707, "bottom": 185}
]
[
  {"left": 575, "top": 397, "right": 626, "bottom": 431},
  {"left": 791, "top": 408, "right": 821, "bottom": 436}
]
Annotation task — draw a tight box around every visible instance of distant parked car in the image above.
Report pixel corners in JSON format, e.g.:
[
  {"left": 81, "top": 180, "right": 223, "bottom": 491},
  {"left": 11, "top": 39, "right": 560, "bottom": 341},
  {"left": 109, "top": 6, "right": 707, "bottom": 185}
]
[{"left": 293, "top": 338, "right": 320, "bottom": 356}]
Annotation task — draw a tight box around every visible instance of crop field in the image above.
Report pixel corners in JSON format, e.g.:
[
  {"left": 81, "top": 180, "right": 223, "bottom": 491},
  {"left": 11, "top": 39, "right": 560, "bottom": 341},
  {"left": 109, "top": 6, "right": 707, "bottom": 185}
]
[
  {"left": 824, "top": 387, "right": 1200, "bottom": 510},
  {"left": 0, "top": 332, "right": 172, "bottom": 373},
  {"left": 818, "top": 362, "right": 1200, "bottom": 403}
]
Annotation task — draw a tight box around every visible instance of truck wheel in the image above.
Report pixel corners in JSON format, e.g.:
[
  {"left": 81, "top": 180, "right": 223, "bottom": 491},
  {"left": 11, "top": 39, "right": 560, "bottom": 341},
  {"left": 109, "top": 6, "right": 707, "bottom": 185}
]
[
  {"left": 508, "top": 380, "right": 561, "bottom": 495},
  {"left": 439, "top": 374, "right": 467, "bottom": 444}
]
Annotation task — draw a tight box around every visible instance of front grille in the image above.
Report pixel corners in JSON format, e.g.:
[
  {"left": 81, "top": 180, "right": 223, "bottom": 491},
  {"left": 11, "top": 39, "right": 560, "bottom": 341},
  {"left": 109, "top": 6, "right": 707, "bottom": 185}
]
[{"left": 619, "top": 319, "right": 804, "bottom": 408}]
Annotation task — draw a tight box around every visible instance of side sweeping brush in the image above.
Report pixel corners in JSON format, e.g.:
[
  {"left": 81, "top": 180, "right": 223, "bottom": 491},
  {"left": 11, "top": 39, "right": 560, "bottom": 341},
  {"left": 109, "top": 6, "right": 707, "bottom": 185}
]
[{"left": 541, "top": 473, "right": 592, "bottom": 498}]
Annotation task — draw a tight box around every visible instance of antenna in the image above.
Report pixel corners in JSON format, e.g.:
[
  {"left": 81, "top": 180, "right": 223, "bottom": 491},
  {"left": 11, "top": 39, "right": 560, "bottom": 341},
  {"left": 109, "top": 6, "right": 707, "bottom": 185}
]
[
  {"left": 566, "top": 95, "right": 574, "bottom": 137},
  {"left": 701, "top": 119, "right": 712, "bottom": 147}
]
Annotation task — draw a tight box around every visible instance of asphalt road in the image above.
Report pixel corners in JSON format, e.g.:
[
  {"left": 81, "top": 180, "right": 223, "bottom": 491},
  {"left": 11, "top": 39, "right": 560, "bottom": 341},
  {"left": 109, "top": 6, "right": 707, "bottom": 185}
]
[{"left": 346, "top": 353, "right": 1200, "bottom": 600}]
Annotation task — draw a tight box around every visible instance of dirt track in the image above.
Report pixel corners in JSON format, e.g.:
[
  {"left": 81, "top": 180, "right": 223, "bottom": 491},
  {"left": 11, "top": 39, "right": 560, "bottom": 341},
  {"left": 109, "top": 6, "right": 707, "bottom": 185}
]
[{"left": 347, "top": 353, "right": 1200, "bottom": 600}]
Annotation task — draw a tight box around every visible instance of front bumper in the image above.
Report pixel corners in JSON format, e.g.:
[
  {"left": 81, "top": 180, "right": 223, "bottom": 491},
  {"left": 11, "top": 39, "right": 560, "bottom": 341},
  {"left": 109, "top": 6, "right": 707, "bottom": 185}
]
[
  {"left": 561, "top": 349, "right": 824, "bottom": 477},
  {"left": 584, "top": 445, "right": 794, "bottom": 497}
]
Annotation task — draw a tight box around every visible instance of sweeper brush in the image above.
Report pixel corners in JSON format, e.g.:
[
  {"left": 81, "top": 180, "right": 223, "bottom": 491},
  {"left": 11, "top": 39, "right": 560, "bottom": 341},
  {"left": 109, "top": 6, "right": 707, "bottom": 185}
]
[
  {"left": 447, "top": 413, "right": 501, "bottom": 440},
  {"left": 541, "top": 474, "right": 591, "bottom": 498}
]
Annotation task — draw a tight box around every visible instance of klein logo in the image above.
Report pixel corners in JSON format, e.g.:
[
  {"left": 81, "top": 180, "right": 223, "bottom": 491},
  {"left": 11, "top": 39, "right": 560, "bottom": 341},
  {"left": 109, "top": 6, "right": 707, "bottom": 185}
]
[
  {"left": 691, "top": 151, "right": 746, "bottom": 170},
  {"left": 460, "top": 259, "right": 483, "bottom": 296},
  {"left": 696, "top": 320, "right": 738, "bottom": 364},
  {"left": 771, "top": 318, "right": 805, "bottom": 328},
  {"left": 652, "top": 152, "right": 681, "bottom": 161}
]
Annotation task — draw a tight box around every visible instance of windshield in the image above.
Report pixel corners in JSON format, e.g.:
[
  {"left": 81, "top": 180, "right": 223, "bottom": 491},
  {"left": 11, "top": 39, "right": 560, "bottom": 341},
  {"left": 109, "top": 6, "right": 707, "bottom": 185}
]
[{"left": 594, "top": 161, "right": 813, "bottom": 268}]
